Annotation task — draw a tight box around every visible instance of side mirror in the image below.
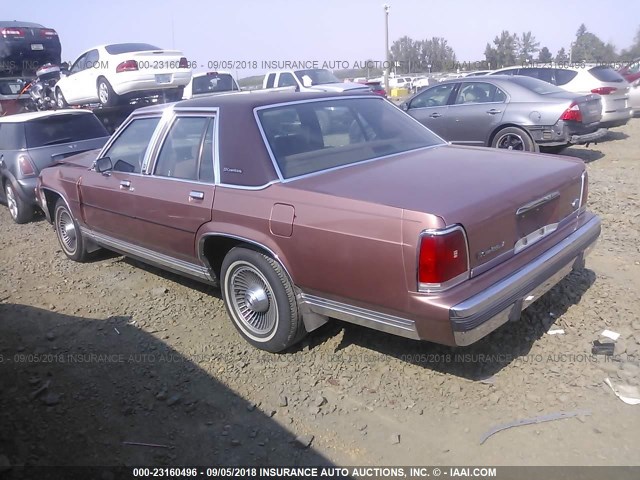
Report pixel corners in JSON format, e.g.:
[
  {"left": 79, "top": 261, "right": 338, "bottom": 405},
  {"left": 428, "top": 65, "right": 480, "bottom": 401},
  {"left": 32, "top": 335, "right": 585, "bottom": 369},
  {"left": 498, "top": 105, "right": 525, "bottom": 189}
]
[
  {"left": 401, "top": 102, "right": 409, "bottom": 111},
  {"left": 94, "top": 156, "right": 113, "bottom": 174},
  {"left": 60, "top": 62, "right": 69, "bottom": 71},
  {"left": 301, "top": 75, "right": 313, "bottom": 88}
]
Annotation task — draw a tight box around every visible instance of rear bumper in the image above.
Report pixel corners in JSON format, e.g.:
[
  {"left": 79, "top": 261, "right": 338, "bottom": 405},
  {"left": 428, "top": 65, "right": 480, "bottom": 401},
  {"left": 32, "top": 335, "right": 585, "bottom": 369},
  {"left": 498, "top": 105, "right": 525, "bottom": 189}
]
[
  {"left": 529, "top": 120, "right": 604, "bottom": 147},
  {"left": 450, "top": 214, "right": 601, "bottom": 346},
  {"left": 111, "top": 72, "right": 192, "bottom": 96},
  {"left": 600, "top": 106, "right": 632, "bottom": 128},
  {"left": 569, "top": 128, "right": 608, "bottom": 145}
]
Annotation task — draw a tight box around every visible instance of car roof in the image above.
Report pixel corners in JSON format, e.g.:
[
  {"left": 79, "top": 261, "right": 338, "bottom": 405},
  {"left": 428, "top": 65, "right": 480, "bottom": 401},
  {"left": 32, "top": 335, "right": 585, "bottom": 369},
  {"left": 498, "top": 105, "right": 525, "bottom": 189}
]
[
  {"left": 0, "top": 109, "right": 94, "bottom": 123},
  {"left": 133, "top": 91, "right": 377, "bottom": 115},
  {"left": 0, "top": 20, "right": 44, "bottom": 28}
]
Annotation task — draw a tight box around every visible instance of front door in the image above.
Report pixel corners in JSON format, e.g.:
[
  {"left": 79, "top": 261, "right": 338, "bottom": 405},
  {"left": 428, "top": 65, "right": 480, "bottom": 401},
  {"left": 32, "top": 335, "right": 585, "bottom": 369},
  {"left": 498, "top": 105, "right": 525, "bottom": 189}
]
[{"left": 406, "top": 82, "right": 458, "bottom": 140}]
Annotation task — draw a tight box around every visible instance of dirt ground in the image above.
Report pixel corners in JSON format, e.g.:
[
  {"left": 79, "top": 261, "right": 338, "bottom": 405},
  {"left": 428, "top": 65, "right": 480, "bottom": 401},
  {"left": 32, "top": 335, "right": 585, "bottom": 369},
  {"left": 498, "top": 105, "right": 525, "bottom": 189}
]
[{"left": 1, "top": 119, "right": 640, "bottom": 471}]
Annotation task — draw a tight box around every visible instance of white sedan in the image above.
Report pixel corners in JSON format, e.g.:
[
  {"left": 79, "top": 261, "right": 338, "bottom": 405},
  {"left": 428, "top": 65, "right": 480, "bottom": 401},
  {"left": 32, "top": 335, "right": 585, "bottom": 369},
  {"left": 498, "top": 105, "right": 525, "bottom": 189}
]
[{"left": 55, "top": 43, "right": 192, "bottom": 107}]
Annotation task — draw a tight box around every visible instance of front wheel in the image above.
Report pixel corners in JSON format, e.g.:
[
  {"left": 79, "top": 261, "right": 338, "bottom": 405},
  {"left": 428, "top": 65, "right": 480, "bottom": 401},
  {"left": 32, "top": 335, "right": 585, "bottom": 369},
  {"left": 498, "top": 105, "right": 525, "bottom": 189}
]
[
  {"left": 97, "top": 78, "right": 119, "bottom": 107},
  {"left": 4, "top": 181, "right": 33, "bottom": 224},
  {"left": 54, "top": 199, "right": 89, "bottom": 262},
  {"left": 221, "top": 247, "right": 306, "bottom": 352},
  {"left": 491, "top": 127, "right": 537, "bottom": 152}
]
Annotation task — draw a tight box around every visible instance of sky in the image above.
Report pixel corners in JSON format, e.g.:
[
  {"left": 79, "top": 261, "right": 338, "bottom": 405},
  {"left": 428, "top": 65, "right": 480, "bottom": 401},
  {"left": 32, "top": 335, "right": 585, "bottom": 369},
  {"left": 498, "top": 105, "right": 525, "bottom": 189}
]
[{"left": 5, "top": 0, "right": 640, "bottom": 78}]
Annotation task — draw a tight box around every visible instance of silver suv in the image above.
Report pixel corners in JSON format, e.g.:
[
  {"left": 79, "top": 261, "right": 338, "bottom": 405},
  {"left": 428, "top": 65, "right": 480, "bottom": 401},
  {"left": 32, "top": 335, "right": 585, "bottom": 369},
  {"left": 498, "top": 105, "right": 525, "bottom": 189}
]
[{"left": 491, "top": 65, "right": 632, "bottom": 128}]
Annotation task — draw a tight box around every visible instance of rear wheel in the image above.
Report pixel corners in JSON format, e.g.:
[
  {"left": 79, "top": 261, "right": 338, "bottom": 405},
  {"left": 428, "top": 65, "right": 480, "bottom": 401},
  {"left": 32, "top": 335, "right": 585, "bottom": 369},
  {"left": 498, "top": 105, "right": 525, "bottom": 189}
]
[
  {"left": 4, "top": 181, "right": 32, "bottom": 224},
  {"left": 97, "top": 78, "right": 119, "bottom": 107},
  {"left": 54, "top": 199, "right": 89, "bottom": 262},
  {"left": 221, "top": 247, "right": 306, "bottom": 352},
  {"left": 491, "top": 127, "right": 537, "bottom": 152}
]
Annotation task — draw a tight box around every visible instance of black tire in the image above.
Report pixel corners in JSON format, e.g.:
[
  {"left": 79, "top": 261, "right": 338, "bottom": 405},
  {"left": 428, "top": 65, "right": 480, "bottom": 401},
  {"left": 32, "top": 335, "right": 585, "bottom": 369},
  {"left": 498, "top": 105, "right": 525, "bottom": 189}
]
[
  {"left": 221, "top": 247, "right": 306, "bottom": 352},
  {"left": 4, "top": 181, "right": 33, "bottom": 224},
  {"left": 491, "top": 127, "right": 538, "bottom": 152},
  {"left": 97, "top": 77, "right": 119, "bottom": 107},
  {"left": 54, "top": 198, "right": 89, "bottom": 262},
  {"left": 539, "top": 145, "right": 568, "bottom": 155},
  {"left": 55, "top": 87, "right": 69, "bottom": 108}
]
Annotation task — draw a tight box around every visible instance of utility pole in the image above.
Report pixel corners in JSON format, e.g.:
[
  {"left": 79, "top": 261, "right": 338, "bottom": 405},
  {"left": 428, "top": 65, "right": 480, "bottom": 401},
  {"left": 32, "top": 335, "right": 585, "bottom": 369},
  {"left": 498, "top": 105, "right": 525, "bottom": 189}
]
[{"left": 383, "top": 4, "right": 390, "bottom": 94}]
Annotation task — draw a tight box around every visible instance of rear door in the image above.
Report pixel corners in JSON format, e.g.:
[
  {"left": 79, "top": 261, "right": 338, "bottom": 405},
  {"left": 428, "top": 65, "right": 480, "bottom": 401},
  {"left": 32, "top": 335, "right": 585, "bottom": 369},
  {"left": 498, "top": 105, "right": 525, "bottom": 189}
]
[
  {"left": 126, "top": 114, "right": 215, "bottom": 263},
  {"left": 79, "top": 116, "right": 161, "bottom": 242},
  {"left": 406, "top": 82, "right": 458, "bottom": 139},
  {"left": 447, "top": 81, "right": 507, "bottom": 146}
]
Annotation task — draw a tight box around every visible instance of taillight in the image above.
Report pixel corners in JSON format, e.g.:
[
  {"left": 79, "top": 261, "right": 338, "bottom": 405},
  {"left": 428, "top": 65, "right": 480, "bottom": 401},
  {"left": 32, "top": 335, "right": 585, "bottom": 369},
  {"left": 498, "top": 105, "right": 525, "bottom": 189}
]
[
  {"left": 18, "top": 154, "right": 37, "bottom": 177},
  {"left": 116, "top": 60, "right": 138, "bottom": 73},
  {"left": 1, "top": 27, "right": 25, "bottom": 37},
  {"left": 39, "top": 28, "right": 58, "bottom": 37},
  {"left": 179, "top": 57, "right": 189, "bottom": 68},
  {"left": 591, "top": 87, "right": 617, "bottom": 95},
  {"left": 560, "top": 102, "right": 582, "bottom": 122},
  {"left": 418, "top": 226, "right": 469, "bottom": 292}
]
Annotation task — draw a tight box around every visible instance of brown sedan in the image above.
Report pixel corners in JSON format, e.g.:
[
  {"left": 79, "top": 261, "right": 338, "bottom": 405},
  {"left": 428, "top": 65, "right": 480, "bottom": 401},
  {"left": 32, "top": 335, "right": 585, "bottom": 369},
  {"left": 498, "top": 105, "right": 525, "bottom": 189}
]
[{"left": 36, "top": 91, "right": 601, "bottom": 352}]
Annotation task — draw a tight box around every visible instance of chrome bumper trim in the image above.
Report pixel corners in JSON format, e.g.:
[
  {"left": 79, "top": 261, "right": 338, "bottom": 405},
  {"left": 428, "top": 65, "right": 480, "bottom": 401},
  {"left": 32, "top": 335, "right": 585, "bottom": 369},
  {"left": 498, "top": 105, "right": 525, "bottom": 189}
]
[
  {"left": 299, "top": 293, "right": 420, "bottom": 340},
  {"left": 451, "top": 215, "right": 601, "bottom": 346},
  {"left": 570, "top": 128, "right": 608, "bottom": 145}
]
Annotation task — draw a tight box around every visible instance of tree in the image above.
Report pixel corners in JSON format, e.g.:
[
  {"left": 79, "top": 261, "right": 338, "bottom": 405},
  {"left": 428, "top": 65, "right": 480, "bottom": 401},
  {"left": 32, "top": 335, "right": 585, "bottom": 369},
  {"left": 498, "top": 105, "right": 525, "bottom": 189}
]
[
  {"left": 518, "top": 31, "right": 540, "bottom": 63},
  {"left": 556, "top": 47, "right": 569, "bottom": 63},
  {"left": 538, "top": 46, "right": 553, "bottom": 63},
  {"left": 571, "top": 24, "right": 617, "bottom": 62},
  {"left": 418, "top": 37, "right": 457, "bottom": 72},
  {"left": 484, "top": 31, "right": 519, "bottom": 68},
  {"left": 389, "top": 36, "right": 421, "bottom": 74},
  {"left": 620, "top": 25, "right": 640, "bottom": 59}
]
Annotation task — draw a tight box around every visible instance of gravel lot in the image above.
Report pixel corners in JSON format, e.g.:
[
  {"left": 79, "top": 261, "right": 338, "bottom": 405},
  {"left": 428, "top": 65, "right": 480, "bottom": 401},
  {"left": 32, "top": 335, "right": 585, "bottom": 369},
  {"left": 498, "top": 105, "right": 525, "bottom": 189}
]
[{"left": 1, "top": 119, "right": 639, "bottom": 469}]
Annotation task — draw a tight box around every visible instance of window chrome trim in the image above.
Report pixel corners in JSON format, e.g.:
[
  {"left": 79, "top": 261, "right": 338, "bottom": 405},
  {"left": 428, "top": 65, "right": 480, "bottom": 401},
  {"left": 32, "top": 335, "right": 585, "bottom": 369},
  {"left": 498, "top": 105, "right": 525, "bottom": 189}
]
[
  {"left": 416, "top": 224, "right": 471, "bottom": 294},
  {"left": 96, "top": 111, "right": 167, "bottom": 163}
]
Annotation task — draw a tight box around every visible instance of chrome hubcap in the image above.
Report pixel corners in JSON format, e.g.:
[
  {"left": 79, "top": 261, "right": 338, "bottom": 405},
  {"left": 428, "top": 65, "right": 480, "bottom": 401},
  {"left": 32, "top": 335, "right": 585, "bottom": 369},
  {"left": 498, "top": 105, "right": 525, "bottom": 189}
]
[
  {"left": 98, "top": 83, "right": 108, "bottom": 103},
  {"left": 497, "top": 133, "right": 525, "bottom": 151},
  {"left": 57, "top": 210, "right": 77, "bottom": 253},
  {"left": 5, "top": 185, "right": 18, "bottom": 219},
  {"left": 229, "top": 264, "right": 277, "bottom": 336}
]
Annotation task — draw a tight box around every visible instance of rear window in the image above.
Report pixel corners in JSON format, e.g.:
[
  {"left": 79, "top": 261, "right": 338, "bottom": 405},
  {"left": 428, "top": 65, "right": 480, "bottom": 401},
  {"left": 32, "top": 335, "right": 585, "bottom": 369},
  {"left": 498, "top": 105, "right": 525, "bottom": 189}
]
[
  {"left": 0, "top": 123, "right": 26, "bottom": 150},
  {"left": 104, "top": 43, "right": 161, "bottom": 55},
  {"left": 0, "top": 79, "right": 23, "bottom": 96},
  {"left": 258, "top": 97, "right": 443, "bottom": 179},
  {"left": 588, "top": 66, "right": 625, "bottom": 83},
  {"left": 554, "top": 69, "right": 578, "bottom": 86},
  {"left": 192, "top": 73, "right": 238, "bottom": 95},
  {"left": 25, "top": 114, "right": 108, "bottom": 148},
  {"left": 510, "top": 76, "right": 566, "bottom": 95}
]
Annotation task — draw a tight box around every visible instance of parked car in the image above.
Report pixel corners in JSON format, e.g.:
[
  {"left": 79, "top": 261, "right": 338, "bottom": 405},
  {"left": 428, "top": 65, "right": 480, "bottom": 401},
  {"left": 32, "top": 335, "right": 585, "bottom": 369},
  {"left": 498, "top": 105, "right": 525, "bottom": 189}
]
[
  {"left": 389, "top": 76, "right": 413, "bottom": 90},
  {"left": 183, "top": 71, "right": 240, "bottom": 99},
  {"left": 618, "top": 59, "right": 640, "bottom": 115},
  {"left": 0, "top": 110, "right": 109, "bottom": 223},
  {"left": 464, "top": 70, "right": 492, "bottom": 77},
  {"left": 263, "top": 69, "right": 370, "bottom": 93},
  {"left": 364, "top": 80, "right": 386, "bottom": 97},
  {"left": 54, "top": 43, "right": 192, "bottom": 108},
  {"left": 37, "top": 92, "right": 600, "bottom": 352},
  {"left": 0, "top": 21, "right": 61, "bottom": 76},
  {"left": 0, "top": 77, "right": 29, "bottom": 115},
  {"left": 400, "top": 75, "right": 606, "bottom": 153},
  {"left": 490, "top": 66, "right": 632, "bottom": 128}
]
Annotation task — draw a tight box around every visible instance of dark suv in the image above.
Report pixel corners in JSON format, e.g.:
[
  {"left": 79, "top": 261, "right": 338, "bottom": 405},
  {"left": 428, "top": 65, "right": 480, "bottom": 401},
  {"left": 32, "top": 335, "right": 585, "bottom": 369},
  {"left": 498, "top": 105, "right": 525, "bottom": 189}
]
[
  {"left": 0, "top": 110, "right": 109, "bottom": 223},
  {"left": 1, "top": 21, "right": 62, "bottom": 76}
]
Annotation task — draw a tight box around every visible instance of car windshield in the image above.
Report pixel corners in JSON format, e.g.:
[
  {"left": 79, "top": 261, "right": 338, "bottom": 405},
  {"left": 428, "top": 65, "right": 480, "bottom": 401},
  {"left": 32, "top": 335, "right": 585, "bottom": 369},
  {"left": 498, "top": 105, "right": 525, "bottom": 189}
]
[
  {"left": 294, "top": 69, "right": 340, "bottom": 85},
  {"left": 25, "top": 114, "right": 108, "bottom": 148},
  {"left": 510, "top": 75, "right": 566, "bottom": 95},
  {"left": 192, "top": 73, "right": 238, "bottom": 94},
  {"left": 257, "top": 97, "right": 444, "bottom": 180},
  {"left": 104, "top": 43, "right": 162, "bottom": 55}
]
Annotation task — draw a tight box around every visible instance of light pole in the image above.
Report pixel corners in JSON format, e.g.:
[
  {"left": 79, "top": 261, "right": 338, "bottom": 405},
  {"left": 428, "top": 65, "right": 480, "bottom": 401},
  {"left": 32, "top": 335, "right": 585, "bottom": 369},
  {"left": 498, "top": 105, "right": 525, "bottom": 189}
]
[{"left": 383, "top": 4, "right": 390, "bottom": 94}]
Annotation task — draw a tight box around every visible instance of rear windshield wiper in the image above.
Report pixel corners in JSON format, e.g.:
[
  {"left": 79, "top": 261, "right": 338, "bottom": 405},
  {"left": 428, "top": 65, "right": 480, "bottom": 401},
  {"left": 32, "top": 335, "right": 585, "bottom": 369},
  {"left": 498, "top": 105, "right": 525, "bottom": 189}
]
[{"left": 41, "top": 137, "right": 73, "bottom": 146}]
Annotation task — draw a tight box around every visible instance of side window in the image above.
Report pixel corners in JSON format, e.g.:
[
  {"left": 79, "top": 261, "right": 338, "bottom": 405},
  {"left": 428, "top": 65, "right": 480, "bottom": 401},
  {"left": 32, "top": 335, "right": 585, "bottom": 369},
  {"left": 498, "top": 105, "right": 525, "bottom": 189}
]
[
  {"left": 454, "top": 82, "right": 506, "bottom": 104},
  {"left": 102, "top": 117, "right": 161, "bottom": 173},
  {"left": 628, "top": 62, "right": 640, "bottom": 74},
  {"left": 278, "top": 72, "right": 298, "bottom": 88},
  {"left": 265, "top": 73, "right": 275, "bottom": 89},
  {"left": 154, "top": 117, "right": 210, "bottom": 181},
  {"left": 70, "top": 53, "right": 88, "bottom": 74},
  {"left": 498, "top": 68, "right": 518, "bottom": 76},
  {"left": 410, "top": 83, "right": 456, "bottom": 109},
  {"left": 198, "top": 120, "right": 215, "bottom": 183},
  {"left": 84, "top": 49, "right": 99, "bottom": 68},
  {"left": 518, "top": 68, "right": 553, "bottom": 84},
  {"left": 554, "top": 69, "right": 578, "bottom": 86},
  {"left": 0, "top": 123, "right": 25, "bottom": 150}
]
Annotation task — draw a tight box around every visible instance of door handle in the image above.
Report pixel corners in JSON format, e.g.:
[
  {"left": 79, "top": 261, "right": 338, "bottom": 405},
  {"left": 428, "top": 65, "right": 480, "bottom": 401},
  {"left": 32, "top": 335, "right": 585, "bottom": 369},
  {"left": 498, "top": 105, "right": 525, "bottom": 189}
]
[
  {"left": 429, "top": 113, "right": 442, "bottom": 118},
  {"left": 189, "top": 191, "right": 205, "bottom": 200},
  {"left": 486, "top": 109, "right": 502, "bottom": 114},
  {"left": 119, "top": 180, "right": 131, "bottom": 189}
]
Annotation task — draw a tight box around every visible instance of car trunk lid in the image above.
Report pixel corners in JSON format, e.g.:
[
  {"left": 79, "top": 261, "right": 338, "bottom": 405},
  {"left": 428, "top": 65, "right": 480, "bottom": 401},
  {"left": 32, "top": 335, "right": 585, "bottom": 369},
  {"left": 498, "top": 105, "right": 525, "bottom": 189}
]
[
  {"left": 546, "top": 91, "right": 602, "bottom": 125},
  {"left": 287, "top": 145, "right": 585, "bottom": 272}
]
